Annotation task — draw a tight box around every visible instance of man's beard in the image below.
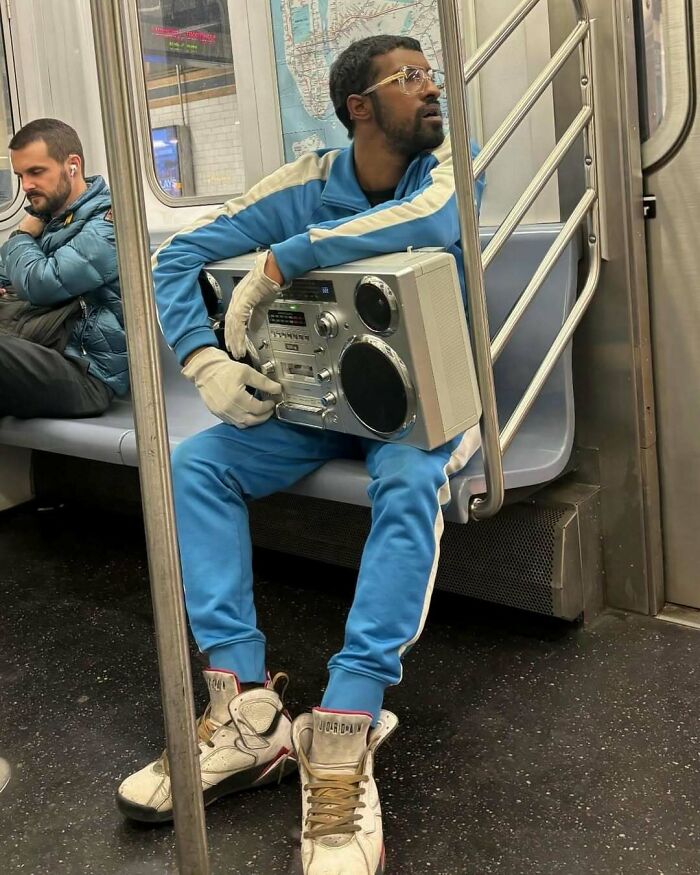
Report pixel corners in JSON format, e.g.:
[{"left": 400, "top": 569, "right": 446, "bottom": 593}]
[
  {"left": 372, "top": 96, "right": 445, "bottom": 157},
  {"left": 28, "top": 169, "right": 72, "bottom": 216}
]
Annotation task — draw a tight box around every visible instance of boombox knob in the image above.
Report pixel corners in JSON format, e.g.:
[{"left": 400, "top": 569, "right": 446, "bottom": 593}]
[
  {"left": 317, "top": 368, "right": 332, "bottom": 383},
  {"left": 321, "top": 392, "right": 337, "bottom": 408},
  {"left": 260, "top": 361, "right": 276, "bottom": 378},
  {"left": 315, "top": 312, "right": 338, "bottom": 339}
]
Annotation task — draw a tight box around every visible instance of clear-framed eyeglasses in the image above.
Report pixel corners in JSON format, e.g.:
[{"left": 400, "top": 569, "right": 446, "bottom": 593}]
[{"left": 361, "top": 65, "right": 446, "bottom": 97}]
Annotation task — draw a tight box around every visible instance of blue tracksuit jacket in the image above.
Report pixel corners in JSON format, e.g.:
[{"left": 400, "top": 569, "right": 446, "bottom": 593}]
[{"left": 153, "top": 137, "right": 484, "bottom": 362}]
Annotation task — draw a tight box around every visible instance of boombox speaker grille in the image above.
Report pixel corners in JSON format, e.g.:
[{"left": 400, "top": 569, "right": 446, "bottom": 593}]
[
  {"left": 355, "top": 281, "right": 393, "bottom": 333},
  {"left": 249, "top": 494, "right": 575, "bottom": 617},
  {"left": 340, "top": 342, "right": 408, "bottom": 435}
]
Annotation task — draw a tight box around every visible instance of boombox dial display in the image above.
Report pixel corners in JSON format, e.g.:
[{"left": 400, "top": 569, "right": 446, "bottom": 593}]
[{"left": 207, "top": 250, "right": 481, "bottom": 450}]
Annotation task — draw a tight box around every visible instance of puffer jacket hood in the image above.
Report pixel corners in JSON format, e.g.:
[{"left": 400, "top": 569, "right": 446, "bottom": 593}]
[{"left": 0, "top": 175, "right": 128, "bottom": 395}]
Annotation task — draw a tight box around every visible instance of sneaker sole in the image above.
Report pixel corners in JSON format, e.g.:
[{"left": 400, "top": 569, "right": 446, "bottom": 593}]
[
  {"left": 286, "top": 851, "right": 384, "bottom": 874},
  {"left": 117, "top": 750, "right": 298, "bottom": 824}
]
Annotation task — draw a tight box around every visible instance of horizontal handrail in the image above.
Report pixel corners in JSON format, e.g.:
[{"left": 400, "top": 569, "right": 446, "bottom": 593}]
[
  {"left": 473, "top": 20, "right": 589, "bottom": 178},
  {"left": 491, "top": 188, "right": 597, "bottom": 362},
  {"left": 482, "top": 105, "right": 593, "bottom": 271}
]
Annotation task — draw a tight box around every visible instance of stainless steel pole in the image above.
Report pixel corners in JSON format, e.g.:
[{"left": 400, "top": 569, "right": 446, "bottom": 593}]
[
  {"left": 89, "top": 3, "right": 210, "bottom": 872},
  {"left": 437, "top": 0, "right": 504, "bottom": 519}
]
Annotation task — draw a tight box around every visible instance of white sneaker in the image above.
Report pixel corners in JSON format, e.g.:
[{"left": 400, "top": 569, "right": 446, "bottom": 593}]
[
  {"left": 292, "top": 707, "right": 398, "bottom": 875},
  {"left": 117, "top": 670, "right": 296, "bottom": 822}
]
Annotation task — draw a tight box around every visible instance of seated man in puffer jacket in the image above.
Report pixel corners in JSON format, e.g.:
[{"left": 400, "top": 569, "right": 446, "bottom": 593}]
[{"left": 0, "top": 117, "right": 127, "bottom": 418}]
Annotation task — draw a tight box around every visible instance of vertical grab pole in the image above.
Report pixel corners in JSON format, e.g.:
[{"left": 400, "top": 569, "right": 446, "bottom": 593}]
[
  {"left": 437, "top": 0, "right": 505, "bottom": 519},
  {"left": 89, "top": 3, "right": 210, "bottom": 873}
]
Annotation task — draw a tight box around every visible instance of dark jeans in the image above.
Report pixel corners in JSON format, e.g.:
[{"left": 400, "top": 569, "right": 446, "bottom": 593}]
[{"left": 0, "top": 335, "right": 113, "bottom": 418}]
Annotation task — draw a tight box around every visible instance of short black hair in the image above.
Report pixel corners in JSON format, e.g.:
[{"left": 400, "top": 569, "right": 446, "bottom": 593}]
[
  {"left": 9, "top": 118, "right": 84, "bottom": 169},
  {"left": 329, "top": 35, "right": 422, "bottom": 137}
]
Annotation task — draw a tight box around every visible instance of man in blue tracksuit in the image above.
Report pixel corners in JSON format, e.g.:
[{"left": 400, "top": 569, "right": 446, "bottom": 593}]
[
  {"left": 118, "top": 35, "right": 483, "bottom": 874},
  {"left": 0, "top": 118, "right": 127, "bottom": 417}
]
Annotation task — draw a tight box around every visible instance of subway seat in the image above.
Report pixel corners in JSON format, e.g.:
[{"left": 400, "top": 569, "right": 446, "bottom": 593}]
[{"left": 0, "top": 224, "right": 578, "bottom": 522}]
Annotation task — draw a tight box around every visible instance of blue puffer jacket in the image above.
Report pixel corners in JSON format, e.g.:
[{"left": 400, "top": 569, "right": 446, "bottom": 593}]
[{"left": 0, "top": 176, "right": 128, "bottom": 395}]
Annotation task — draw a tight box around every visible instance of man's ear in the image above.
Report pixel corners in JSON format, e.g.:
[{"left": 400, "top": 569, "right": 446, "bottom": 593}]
[
  {"left": 346, "top": 94, "right": 373, "bottom": 126},
  {"left": 67, "top": 155, "right": 81, "bottom": 177}
]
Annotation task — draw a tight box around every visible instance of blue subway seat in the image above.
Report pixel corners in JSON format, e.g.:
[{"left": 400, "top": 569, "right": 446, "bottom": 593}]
[{"left": 0, "top": 224, "right": 578, "bottom": 522}]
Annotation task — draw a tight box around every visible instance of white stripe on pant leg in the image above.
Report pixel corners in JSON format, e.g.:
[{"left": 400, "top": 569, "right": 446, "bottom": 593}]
[{"left": 398, "top": 424, "right": 482, "bottom": 665}]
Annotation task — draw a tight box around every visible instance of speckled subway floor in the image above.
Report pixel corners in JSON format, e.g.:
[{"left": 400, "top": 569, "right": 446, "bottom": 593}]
[{"left": 0, "top": 501, "right": 699, "bottom": 875}]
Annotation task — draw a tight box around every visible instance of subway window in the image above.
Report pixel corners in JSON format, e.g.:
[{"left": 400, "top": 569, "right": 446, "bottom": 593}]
[
  {"left": 634, "top": 0, "right": 667, "bottom": 141},
  {"left": 135, "top": 0, "right": 243, "bottom": 201},
  {"left": 0, "top": 18, "right": 15, "bottom": 211}
]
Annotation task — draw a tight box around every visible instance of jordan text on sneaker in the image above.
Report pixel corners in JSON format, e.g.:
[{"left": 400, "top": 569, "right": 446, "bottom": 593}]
[
  {"left": 116, "top": 669, "right": 296, "bottom": 822},
  {"left": 292, "top": 707, "right": 398, "bottom": 875}
]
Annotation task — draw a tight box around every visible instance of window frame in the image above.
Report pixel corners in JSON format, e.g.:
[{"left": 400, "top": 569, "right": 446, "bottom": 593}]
[
  {"left": 639, "top": 0, "right": 694, "bottom": 170},
  {"left": 0, "top": 0, "right": 29, "bottom": 227},
  {"left": 125, "top": 0, "right": 272, "bottom": 207}
]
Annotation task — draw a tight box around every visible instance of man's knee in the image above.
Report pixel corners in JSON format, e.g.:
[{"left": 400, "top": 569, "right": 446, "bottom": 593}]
[
  {"left": 172, "top": 431, "right": 212, "bottom": 481},
  {"left": 0, "top": 335, "right": 22, "bottom": 367},
  {"left": 367, "top": 444, "right": 452, "bottom": 515},
  {"left": 171, "top": 428, "right": 242, "bottom": 492},
  {"left": 372, "top": 443, "right": 445, "bottom": 484},
  {"left": 0, "top": 336, "right": 28, "bottom": 392}
]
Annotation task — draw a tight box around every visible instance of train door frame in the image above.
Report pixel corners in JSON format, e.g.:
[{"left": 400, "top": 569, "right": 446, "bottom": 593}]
[
  {"left": 548, "top": 0, "right": 664, "bottom": 614},
  {"left": 643, "top": 0, "right": 700, "bottom": 612}
]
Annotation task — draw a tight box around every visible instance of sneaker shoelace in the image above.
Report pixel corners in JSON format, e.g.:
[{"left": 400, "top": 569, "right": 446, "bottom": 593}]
[
  {"left": 158, "top": 706, "right": 218, "bottom": 777},
  {"left": 299, "top": 747, "right": 368, "bottom": 839}
]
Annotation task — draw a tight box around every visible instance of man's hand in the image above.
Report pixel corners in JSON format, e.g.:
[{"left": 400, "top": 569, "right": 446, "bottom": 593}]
[
  {"left": 182, "top": 346, "right": 282, "bottom": 428},
  {"left": 17, "top": 215, "right": 46, "bottom": 238},
  {"left": 224, "top": 250, "right": 289, "bottom": 360}
]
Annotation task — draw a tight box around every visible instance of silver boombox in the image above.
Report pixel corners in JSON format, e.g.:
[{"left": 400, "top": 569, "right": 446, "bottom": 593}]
[{"left": 206, "top": 250, "right": 481, "bottom": 451}]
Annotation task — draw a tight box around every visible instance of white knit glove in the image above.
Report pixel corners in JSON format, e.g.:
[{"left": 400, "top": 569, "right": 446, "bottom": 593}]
[
  {"left": 182, "top": 346, "right": 281, "bottom": 428},
  {"left": 225, "top": 250, "right": 290, "bottom": 360}
]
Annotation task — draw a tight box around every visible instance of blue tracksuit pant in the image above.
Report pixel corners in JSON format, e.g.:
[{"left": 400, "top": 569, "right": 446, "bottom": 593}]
[{"left": 172, "top": 418, "right": 480, "bottom": 722}]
